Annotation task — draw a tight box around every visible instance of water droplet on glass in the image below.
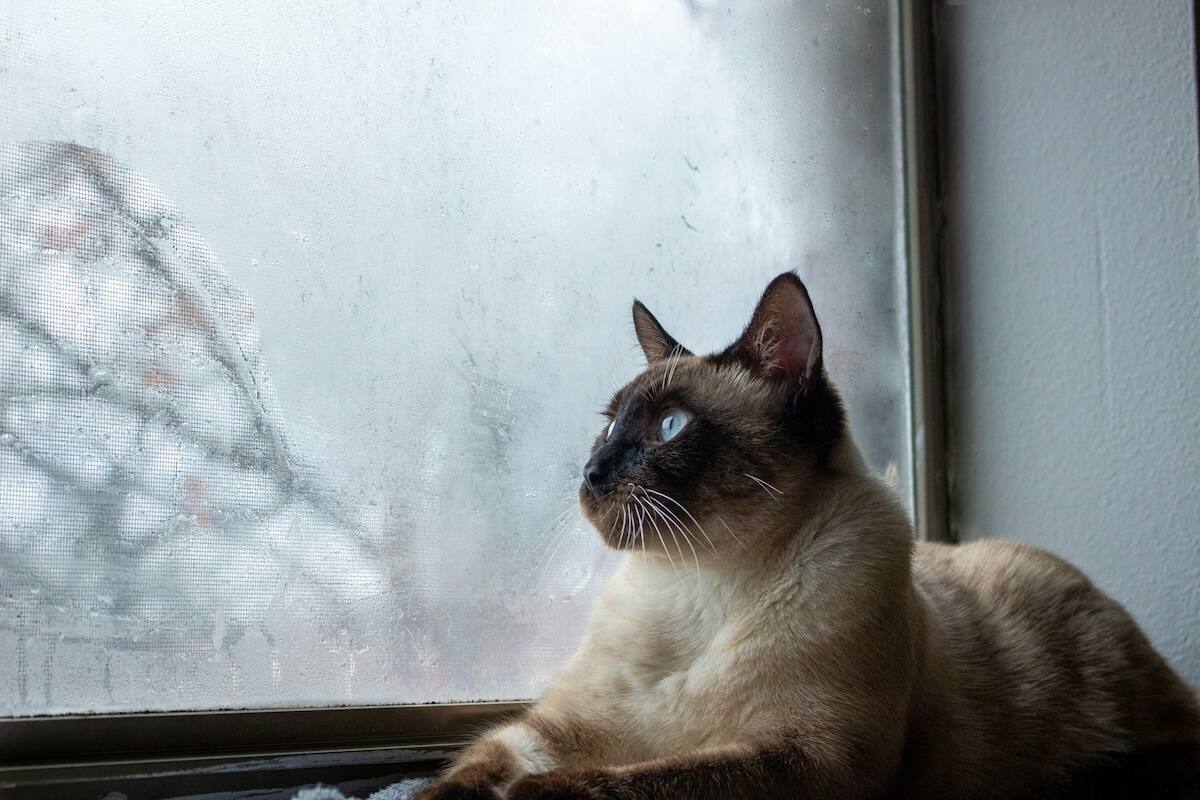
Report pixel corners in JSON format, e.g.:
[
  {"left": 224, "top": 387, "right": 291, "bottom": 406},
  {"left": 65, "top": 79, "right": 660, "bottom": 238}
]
[{"left": 87, "top": 365, "right": 111, "bottom": 392}]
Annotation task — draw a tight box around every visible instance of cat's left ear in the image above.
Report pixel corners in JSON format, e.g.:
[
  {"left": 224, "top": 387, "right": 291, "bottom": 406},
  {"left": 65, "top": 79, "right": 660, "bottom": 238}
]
[
  {"left": 632, "top": 300, "right": 692, "bottom": 364},
  {"left": 730, "top": 272, "right": 824, "bottom": 394}
]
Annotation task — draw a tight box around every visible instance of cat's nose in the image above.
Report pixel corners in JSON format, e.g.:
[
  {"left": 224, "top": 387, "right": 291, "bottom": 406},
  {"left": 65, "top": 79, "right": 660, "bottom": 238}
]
[{"left": 583, "top": 458, "right": 609, "bottom": 493}]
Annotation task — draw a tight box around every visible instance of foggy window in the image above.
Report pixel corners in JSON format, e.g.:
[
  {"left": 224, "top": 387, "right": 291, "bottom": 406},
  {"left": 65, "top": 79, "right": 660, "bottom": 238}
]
[{"left": 0, "top": 1, "right": 907, "bottom": 715}]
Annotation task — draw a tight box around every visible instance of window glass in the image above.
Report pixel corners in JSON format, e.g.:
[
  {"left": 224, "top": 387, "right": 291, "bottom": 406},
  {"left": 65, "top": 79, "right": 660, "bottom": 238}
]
[{"left": 0, "top": 0, "right": 907, "bottom": 715}]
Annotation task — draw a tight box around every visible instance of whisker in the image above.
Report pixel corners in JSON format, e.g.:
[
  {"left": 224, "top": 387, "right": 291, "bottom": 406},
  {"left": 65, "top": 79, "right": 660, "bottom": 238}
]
[
  {"left": 522, "top": 517, "right": 573, "bottom": 579},
  {"left": 641, "top": 487, "right": 718, "bottom": 553},
  {"left": 628, "top": 503, "right": 638, "bottom": 554},
  {"left": 636, "top": 493, "right": 679, "bottom": 569},
  {"left": 660, "top": 504, "right": 703, "bottom": 576},
  {"left": 518, "top": 502, "right": 579, "bottom": 562},
  {"left": 634, "top": 499, "right": 646, "bottom": 558},
  {"left": 545, "top": 504, "right": 582, "bottom": 548},
  {"left": 655, "top": 505, "right": 688, "bottom": 570},
  {"left": 744, "top": 473, "right": 784, "bottom": 503},
  {"left": 639, "top": 515, "right": 647, "bottom": 558},
  {"left": 634, "top": 493, "right": 677, "bottom": 573},
  {"left": 638, "top": 489, "right": 701, "bottom": 573},
  {"left": 531, "top": 512, "right": 577, "bottom": 588},
  {"left": 655, "top": 501, "right": 693, "bottom": 572},
  {"left": 634, "top": 492, "right": 647, "bottom": 559},
  {"left": 618, "top": 484, "right": 635, "bottom": 554},
  {"left": 522, "top": 500, "right": 588, "bottom": 586},
  {"left": 713, "top": 512, "right": 748, "bottom": 552},
  {"left": 643, "top": 489, "right": 714, "bottom": 556},
  {"left": 522, "top": 504, "right": 576, "bottom": 554}
]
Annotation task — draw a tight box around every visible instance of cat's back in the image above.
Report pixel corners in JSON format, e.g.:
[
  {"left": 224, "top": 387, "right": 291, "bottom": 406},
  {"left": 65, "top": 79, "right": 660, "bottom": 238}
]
[
  {"left": 914, "top": 538, "right": 1096, "bottom": 626},
  {"left": 905, "top": 538, "right": 1200, "bottom": 798}
]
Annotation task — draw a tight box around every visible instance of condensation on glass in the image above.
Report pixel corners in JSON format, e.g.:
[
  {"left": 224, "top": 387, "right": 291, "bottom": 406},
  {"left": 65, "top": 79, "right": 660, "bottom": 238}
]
[{"left": 0, "top": 1, "right": 908, "bottom": 716}]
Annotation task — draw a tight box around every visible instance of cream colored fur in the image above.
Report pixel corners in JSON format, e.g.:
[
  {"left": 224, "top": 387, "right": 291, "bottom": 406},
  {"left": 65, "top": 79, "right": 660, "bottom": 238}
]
[
  {"left": 422, "top": 431, "right": 1199, "bottom": 798},
  {"left": 418, "top": 274, "right": 1199, "bottom": 799}
]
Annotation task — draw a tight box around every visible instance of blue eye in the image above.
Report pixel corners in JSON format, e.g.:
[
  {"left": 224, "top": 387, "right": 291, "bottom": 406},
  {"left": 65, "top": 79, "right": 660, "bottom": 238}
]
[
  {"left": 605, "top": 420, "right": 616, "bottom": 440},
  {"left": 659, "top": 409, "right": 690, "bottom": 442}
]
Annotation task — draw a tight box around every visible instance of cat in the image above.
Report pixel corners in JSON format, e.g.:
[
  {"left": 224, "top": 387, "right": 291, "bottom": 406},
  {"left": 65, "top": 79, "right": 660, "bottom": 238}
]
[{"left": 415, "top": 272, "right": 1200, "bottom": 799}]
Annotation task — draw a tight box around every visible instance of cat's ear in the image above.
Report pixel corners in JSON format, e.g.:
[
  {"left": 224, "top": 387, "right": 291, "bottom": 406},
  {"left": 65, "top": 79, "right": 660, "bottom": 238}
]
[
  {"left": 632, "top": 300, "right": 691, "bottom": 364},
  {"left": 731, "top": 272, "right": 824, "bottom": 394}
]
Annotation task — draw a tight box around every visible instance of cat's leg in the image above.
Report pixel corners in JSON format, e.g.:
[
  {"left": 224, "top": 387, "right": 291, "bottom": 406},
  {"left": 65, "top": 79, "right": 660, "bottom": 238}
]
[
  {"left": 414, "top": 710, "right": 611, "bottom": 800},
  {"left": 411, "top": 731, "right": 527, "bottom": 800},
  {"left": 505, "top": 740, "right": 883, "bottom": 800}
]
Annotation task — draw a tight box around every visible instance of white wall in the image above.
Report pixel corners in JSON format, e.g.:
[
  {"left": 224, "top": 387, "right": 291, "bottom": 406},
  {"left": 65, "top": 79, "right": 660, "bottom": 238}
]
[{"left": 941, "top": 0, "right": 1200, "bottom": 685}]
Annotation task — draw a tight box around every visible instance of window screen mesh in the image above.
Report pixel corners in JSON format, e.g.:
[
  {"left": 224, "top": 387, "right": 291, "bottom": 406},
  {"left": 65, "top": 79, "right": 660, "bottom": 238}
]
[{"left": 0, "top": 1, "right": 907, "bottom": 715}]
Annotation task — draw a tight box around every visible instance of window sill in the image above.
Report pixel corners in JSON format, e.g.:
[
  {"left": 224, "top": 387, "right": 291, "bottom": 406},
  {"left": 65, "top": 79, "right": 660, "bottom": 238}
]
[{"left": 0, "top": 702, "right": 525, "bottom": 800}]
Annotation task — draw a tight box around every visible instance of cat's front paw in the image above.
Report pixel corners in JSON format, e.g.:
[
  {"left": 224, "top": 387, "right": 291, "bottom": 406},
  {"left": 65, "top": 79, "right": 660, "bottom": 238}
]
[
  {"left": 412, "top": 779, "right": 503, "bottom": 800},
  {"left": 506, "top": 771, "right": 606, "bottom": 800}
]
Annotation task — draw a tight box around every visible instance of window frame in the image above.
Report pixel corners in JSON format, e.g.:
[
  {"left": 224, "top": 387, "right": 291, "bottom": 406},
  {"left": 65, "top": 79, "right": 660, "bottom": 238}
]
[
  {"left": 0, "top": 0, "right": 946, "bottom": 793},
  {"left": 902, "top": 0, "right": 950, "bottom": 543},
  {"left": 0, "top": 702, "right": 526, "bottom": 796}
]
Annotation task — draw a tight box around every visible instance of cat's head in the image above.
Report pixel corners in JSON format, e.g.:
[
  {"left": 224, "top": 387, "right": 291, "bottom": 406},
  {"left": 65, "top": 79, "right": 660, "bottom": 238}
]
[{"left": 578, "top": 272, "right": 848, "bottom": 557}]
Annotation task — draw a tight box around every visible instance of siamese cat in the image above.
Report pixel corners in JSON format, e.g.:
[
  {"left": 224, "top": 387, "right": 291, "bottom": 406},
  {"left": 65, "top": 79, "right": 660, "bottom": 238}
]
[{"left": 416, "top": 273, "right": 1200, "bottom": 799}]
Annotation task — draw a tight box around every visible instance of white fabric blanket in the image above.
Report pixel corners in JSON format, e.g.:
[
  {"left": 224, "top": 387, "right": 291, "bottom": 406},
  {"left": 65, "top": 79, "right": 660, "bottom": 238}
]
[{"left": 293, "top": 778, "right": 430, "bottom": 800}]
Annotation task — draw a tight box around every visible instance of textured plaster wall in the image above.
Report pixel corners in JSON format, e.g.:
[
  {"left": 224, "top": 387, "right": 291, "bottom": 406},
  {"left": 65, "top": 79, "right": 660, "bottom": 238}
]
[{"left": 940, "top": 0, "right": 1200, "bottom": 686}]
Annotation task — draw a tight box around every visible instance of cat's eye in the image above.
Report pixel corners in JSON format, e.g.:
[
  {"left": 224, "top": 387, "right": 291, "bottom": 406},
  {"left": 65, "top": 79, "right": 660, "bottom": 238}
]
[
  {"left": 659, "top": 409, "right": 690, "bottom": 442},
  {"left": 605, "top": 419, "right": 617, "bottom": 440}
]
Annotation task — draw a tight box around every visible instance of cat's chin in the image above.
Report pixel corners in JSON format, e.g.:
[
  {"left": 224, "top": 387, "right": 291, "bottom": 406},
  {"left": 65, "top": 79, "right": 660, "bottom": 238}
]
[{"left": 578, "top": 491, "right": 637, "bottom": 550}]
